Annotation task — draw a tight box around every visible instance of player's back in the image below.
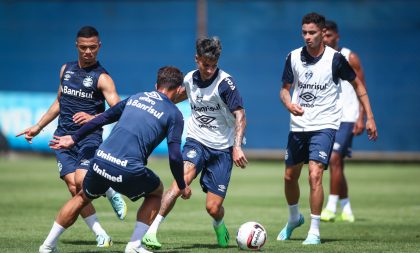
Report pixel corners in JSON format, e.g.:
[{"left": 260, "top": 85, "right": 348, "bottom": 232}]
[
  {"left": 57, "top": 61, "right": 107, "bottom": 136},
  {"left": 98, "top": 91, "right": 183, "bottom": 170}
]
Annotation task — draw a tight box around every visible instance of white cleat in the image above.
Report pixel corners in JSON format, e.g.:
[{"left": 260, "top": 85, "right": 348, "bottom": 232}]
[
  {"left": 125, "top": 244, "right": 153, "bottom": 253},
  {"left": 39, "top": 244, "right": 59, "bottom": 253}
]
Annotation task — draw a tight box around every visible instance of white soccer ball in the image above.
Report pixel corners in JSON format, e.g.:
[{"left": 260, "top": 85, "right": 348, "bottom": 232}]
[{"left": 236, "top": 221, "right": 267, "bottom": 251}]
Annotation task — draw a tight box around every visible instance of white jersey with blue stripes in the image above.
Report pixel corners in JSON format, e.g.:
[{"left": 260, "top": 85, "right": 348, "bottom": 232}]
[
  {"left": 339, "top": 47, "right": 360, "bottom": 123},
  {"left": 184, "top": 69, "right": 236, "bottom": 150}
]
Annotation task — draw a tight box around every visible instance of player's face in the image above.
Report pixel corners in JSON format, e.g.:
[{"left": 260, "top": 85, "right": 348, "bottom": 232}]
[
  {"left": 323, "top": 30, "right": 339, "bottom": 49},
  {"left": 302, "top": 23, "right": 324, "bottom": 49},
  {"left": 76, "top": 36, "right": 101, "bottom": 65},
  {"left": 196, "top": 56, "right": 218, "bottom": 81}
]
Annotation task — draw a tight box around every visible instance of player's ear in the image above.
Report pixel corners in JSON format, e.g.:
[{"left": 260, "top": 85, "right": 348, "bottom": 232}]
[
  {"left": 155, "top": 83, "right": 158, "bottom": 90},
  {"left": 195, "top": 55, "right": 199, "bottom": 64},
  {"left": 98, "top": 41, "right": 102, "bottom": 48}
]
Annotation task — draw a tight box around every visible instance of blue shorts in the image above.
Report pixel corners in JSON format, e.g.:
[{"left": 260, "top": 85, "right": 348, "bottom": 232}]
[
  {"left": 54, "top": 136, "right": 101, "bottom": 178},
  {"left": 182, "top": 138, "right": 233, "bottom": 198},
  {"left": 83, "top": 158, "right": 160, "bottom": 201},
  {"left": 333, "top": 122, "right": 354, "bottom": 158},
  {"left": 285, "top": 129, "right": 336, "bottom": 168}
]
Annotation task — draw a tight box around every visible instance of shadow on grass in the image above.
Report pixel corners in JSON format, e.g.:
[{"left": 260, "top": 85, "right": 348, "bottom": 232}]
[
  {"left": 158, "top": 243, "right": 237, "bottom": 252},
  {"left": 62, "top": 239, "right": 126, "bottom": 246}
]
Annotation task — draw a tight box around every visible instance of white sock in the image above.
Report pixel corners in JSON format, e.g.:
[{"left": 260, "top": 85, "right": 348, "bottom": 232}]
[
  {"left": 43, "top": 222, "right": 65, "bottom": 247},
  {"left": 127, "top": 222, "right": 149, "bottom": 248},
  {"left": 308, "top": 214, "right": 321, "bottom": 237},
  {"left": 325, "top": 194, "right": 339, "bottom": 213},
  {"left": 84, "top": 214, "right": 106, "bottom": 236},
  {"left": 288, "top": 204, "right": 300, "bottom": 223},
  {"left": 340, "top": 198, "right": 353, "bottom": 215},
  {"left": 105, "top": 188, "right": 116, "bottom": 199},
  {"left": 147, "top": 214, "right": 165, "bottom": 234},
  {"left": 213, "top": 218, "right": 224, "bottom": 227}
]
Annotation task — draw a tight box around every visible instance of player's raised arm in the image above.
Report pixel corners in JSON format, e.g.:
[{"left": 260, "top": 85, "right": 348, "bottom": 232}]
[{"left": 16, "top": 65, "right": 66, "bottom": 143}]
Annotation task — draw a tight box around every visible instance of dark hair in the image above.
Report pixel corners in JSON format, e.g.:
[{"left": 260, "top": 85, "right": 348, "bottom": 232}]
[
  {"left": 77, "top": 26, "right": 99, "bottom": 38},
  {"left": 156, "top": 66, "right": 184, "bottom": 90},
  {"left": 302, "top": 12, "right": 326, "bottom": 30},
  {"left": 196, "top": 37, "right": 222, "bottom": 60},
  {"left": 325, "top": 20, "right": 339, "bottom": 33}
]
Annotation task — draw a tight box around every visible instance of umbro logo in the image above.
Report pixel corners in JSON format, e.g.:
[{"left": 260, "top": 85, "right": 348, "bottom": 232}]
[
  {"left": 319, "top": 151, "right": 328, "bottom": 159},
  {"left": 145, "top": 91, "right": 162, "bottom": 100},
  {"left": 299, "top": 92, "right": 316, "bottom": 102},
  {"left": 196, "top": 115, "right": 216, "bottom": 124}
]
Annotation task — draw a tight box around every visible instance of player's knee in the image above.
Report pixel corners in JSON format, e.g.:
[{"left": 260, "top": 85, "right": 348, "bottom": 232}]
[
  {"left": 67, "top": 184, "right": 77, "bottom": 196},
  {"left": 206, "top": 201, "right": 222, "bottom": 217},
  {"left": 308, "top": 171, "right": 323, "bottom": 188},
  {"left": 150, "top": 181, "right": 164, "bottom": 198}
]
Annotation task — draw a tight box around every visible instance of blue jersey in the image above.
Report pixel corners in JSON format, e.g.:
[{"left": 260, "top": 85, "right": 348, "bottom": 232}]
[
  {"left": 73, "top": 91, "right": 184, "bottom": 169},
  {"left": 56, "top": 61, "right": 107, "bottom": 136}
]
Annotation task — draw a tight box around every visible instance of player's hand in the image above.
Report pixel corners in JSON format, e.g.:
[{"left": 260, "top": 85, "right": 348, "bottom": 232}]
[
  {"left": 365, "top": 118, "right": 378, "bottom": 141},
  {"left": 49, "top": 135, "right": 75, "bottom": 149},
  {"left": 233, "top": 146, "right": 248, "bottom": 169},
  {"left": 353, "top": 118, "right": 365, "bottom": 136},
  {"left": 15, "top": 124, "right": 42, "bottom": 144},
  {"left": 180, "top": 185, "right": 192, "bottom": 200},
  {"left": 288, "top": 104, "right": 304, "bottom": 116},
  {"left": 73, "top": 112, "right": 95, "bottom": 125}
]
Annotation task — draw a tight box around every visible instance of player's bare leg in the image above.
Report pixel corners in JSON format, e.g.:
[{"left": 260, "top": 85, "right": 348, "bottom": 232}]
[
  {"left": 142, "top": 161, "right": 196, "bottom": 249},
  {"left": 207, "top": 192, "right": 229, "bottom": 247},
  {"left": 302, "top": 161, "right": 324, "bottom": 245},
  {"left": 277, "top": 163, "right": 305, "bottom": 241},
  {"left": 125, "top": 182, "right": 164, "bottom": 253}
]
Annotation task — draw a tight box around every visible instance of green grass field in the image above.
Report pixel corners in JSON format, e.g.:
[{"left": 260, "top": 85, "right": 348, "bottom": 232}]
[{"left": 0, "top": 156, "right": 419, "bottom": 253}]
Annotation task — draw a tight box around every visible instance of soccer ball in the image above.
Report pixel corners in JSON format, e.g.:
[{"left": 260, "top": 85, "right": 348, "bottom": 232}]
[{"left": 236, "top": 221, "right": 267, "bottom": 251}]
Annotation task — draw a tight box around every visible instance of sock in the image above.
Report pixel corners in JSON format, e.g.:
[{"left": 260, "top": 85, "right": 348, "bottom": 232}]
[
  {"left": 288, "top": 204, "right": 300, "bottom": 224},
  {"left": 147, "top": 214, "right": 165, "bottom": 234},
  {"left": 84, "top": 214, "right": 106, "bottom": 236},
  {"left": 105, "top": 188, "right": 116, "bottom": 199},
  {"left": 325, "top": 194, "right": 339, "bottom": 213},
  {"left": 43, "top": 222, "right": 65, "bottom": 247},
  {"left": 308, "top": 214, "right": 321, "bottom": 237},
  {"left": 127, "top": 222, "right": 149, "bottom": 248},
  {"left": 213, "top": 218, "right": 224, "bottom": 227},
  {"left": 340, "top": 198, "right": 353, "bottom": 215}
]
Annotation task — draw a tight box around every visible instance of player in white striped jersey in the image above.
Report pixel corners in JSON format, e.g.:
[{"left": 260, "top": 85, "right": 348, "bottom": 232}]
[
  {"left": 277, "top": 13, "right": 378, "bottom": 245},
  {"left": 320, "top": 20, "right": 367, "bottom": 223},
  {"left": 143, "top": 37, "right": 247, "bottom": 249}
]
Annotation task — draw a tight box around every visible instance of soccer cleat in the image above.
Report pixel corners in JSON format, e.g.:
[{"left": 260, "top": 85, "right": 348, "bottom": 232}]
[
  {"left": 302, "top": 233, "right": 321, "bottom": 245},
  {"left": 142, "top": 233, "right": 162, "bottom": 250},
  {"left": 96, "top": 234, "right": 112, "bottom": 247},
  {"left": 109, "top": 193, "right": 127, "bottom": 220},
  {"left": 213, "top": 222, "right": 230, "bottom": 247},
  {"left": 320, "top": 209, "right": 336, "bottom": 222},
  {"left": 277, "top": 213, "right": 305, "bottom": 240},
  {"left": 39, "top": 244, "right": 59, "bottom": 253},
  {"left": 125, "top": 244, "right": 153, "bottom": 253},
  {"left": 338, "top": 212, "right": 355, "bottom": 223}
]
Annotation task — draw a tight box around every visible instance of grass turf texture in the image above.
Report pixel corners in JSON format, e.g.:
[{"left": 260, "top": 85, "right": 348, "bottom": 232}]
[{"left": 0, "top": 156, "right": 419, "bottom": 252}]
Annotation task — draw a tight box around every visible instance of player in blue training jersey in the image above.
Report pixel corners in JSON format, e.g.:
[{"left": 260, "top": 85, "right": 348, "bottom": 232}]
[
  {"left": 320, "top": 20, "right": 367, "bottom": 223},
  {"left": 143, "top": 37, "right": 248, "bottom": 249},
  {"left": 16, "top": 26, "right": 127, "bottom": 248},
  {"left": 39, "top": 66, "right": 191, "bottom": 253},
  {"left": 277, "top": 13, "right": 378, "bottom": 245}
]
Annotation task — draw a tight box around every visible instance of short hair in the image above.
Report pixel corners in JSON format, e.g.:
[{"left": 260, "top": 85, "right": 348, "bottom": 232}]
[
  {"left": 325, "top": 20, "right": 339, "bottom": 33},
  {"left": 196, "top": 37, "right": 222, "bottom": 60},
  {"left": 302, "top": 12, "right": 326, "bottom": 30},
  {"left": 156, "top": 66, "right": 184, "bottom": 90},
  {"left": 77, "top": 26, "right": 99, "bottom": 39}
]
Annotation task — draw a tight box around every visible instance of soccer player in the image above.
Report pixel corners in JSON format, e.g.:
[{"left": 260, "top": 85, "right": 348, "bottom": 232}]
[
  {"left": 320, "top": 20, "right": 366, "bottom": 223},
  {"left": 142, "top": 37, "right": 248, "bottom": 249},
  {"left": 40, "top": 66, "right": 191, "bottom": 253},
  {"left": 16, "top": 26, "right": 127, "bottom": 247},
  {"left": 276, "top": 13, "right": 378, "bottom": 244}
]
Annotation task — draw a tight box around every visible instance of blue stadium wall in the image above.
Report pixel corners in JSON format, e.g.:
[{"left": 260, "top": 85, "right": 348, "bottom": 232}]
[{"left": 1, "top": 0, "right": 419, "bottom": 153}]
